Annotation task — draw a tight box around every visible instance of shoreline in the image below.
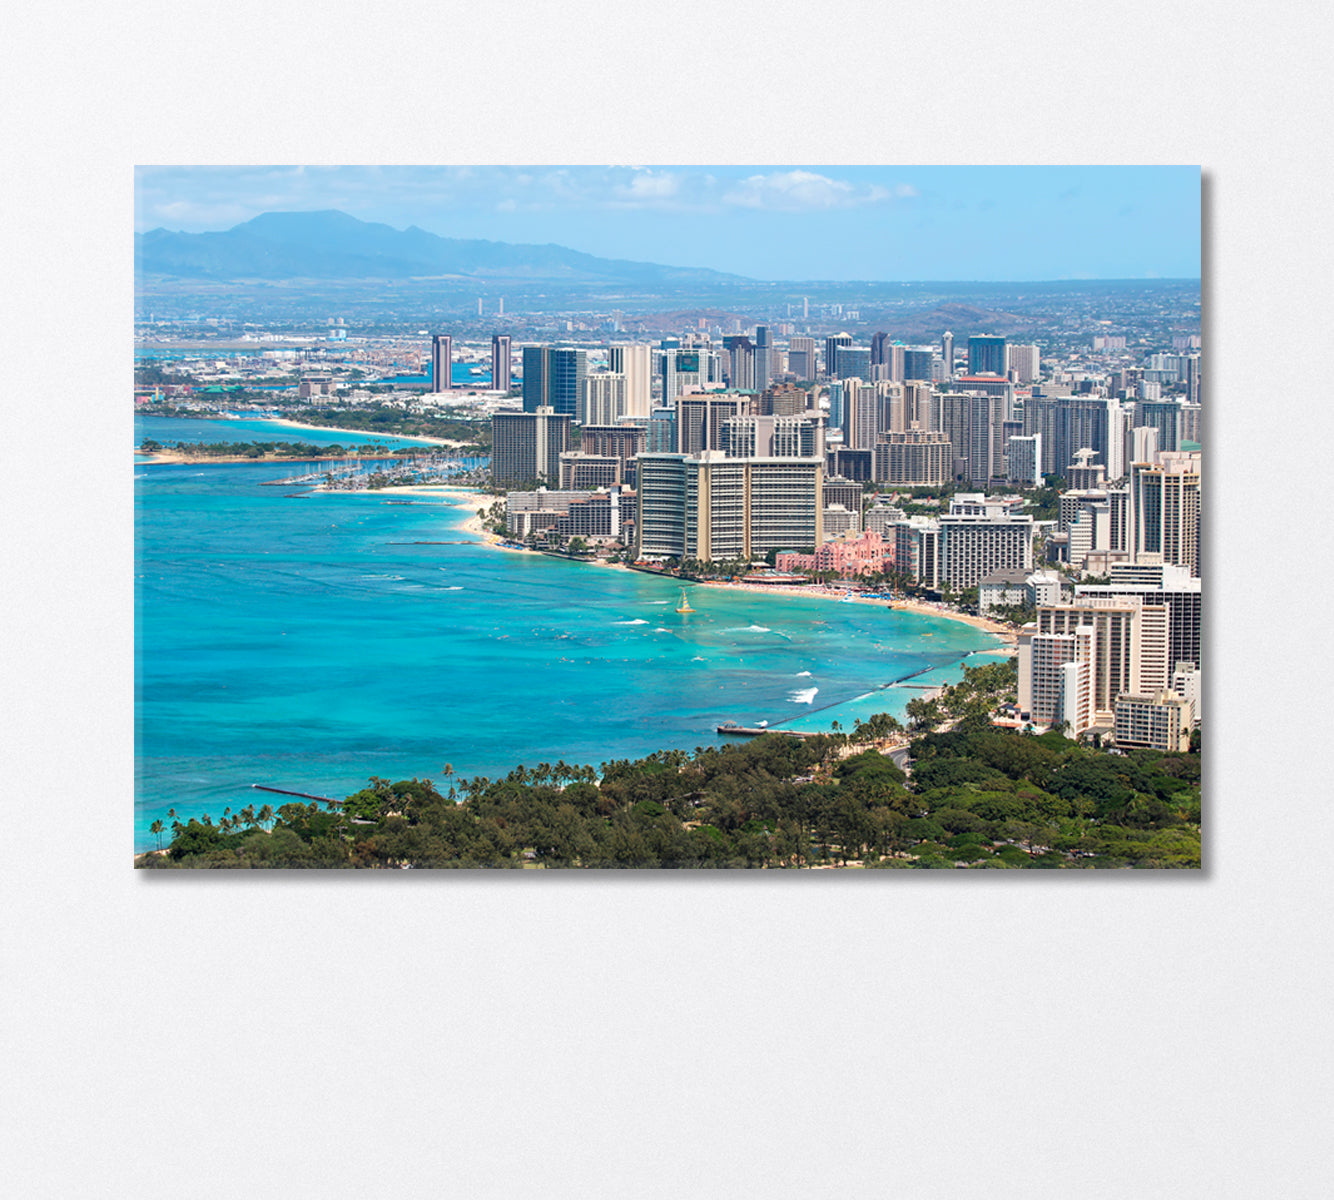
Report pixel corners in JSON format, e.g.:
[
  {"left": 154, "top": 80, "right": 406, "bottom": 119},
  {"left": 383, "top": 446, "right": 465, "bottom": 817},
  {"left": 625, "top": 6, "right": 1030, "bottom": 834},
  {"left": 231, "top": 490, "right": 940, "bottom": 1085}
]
[
  {"left": 264, "top": 417, "right": 464, "bottom": 447},
  {"left": 136, "top": 450, "right": 411, "bottom": 465},
  {"left": 356, "top": 481, "right": 1019, "bottom": 643}
]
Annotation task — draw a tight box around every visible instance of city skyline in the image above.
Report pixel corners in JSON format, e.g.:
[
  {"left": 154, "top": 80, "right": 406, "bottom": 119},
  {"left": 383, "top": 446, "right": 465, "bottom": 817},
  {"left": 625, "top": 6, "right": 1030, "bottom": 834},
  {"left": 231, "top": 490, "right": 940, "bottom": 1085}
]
[{"left": 134, "top": 165, "right": 1201, "bottom": 283}]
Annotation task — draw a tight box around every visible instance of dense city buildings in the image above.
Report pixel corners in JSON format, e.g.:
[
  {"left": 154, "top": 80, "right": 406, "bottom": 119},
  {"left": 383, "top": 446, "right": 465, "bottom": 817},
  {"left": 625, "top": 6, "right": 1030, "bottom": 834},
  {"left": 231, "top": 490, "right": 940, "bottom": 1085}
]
[{"left": 137, "top": 279, "right": 1202, "bottom": 758}]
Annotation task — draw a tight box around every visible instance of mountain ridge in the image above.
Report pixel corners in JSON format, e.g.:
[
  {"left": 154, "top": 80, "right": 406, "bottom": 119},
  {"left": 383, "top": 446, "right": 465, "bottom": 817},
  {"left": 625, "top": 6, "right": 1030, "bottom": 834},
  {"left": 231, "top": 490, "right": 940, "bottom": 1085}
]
[{"left": 135, "top": 209, "right": 753, "bottom": 286}]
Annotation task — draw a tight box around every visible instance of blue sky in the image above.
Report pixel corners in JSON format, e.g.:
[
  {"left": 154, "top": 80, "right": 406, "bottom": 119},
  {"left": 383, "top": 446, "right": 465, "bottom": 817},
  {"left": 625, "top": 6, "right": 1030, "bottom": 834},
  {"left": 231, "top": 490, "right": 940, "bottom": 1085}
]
[{"left": 134, "top": 165, "right": 1200, "bottom": 282}]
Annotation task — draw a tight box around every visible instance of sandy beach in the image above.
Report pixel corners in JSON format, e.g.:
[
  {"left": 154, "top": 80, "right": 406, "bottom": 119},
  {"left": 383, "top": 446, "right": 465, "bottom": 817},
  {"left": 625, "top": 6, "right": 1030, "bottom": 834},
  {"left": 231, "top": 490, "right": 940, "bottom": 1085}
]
[
  {"left": 694, "top": 578, "right": 1018, "bottom": 641},
  {"left": 312, "top": 479, "right": 1020, "bottom": 643},
  {"left": 266, "top": 418, "right": 468, "bottom": 448}
]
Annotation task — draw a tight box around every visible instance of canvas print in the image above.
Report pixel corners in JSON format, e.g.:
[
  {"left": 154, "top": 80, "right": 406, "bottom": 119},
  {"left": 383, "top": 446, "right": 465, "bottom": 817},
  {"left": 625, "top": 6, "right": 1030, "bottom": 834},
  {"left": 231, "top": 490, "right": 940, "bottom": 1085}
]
[{"left": 134, "top": 165, "right": 1202, "bottom": 869}]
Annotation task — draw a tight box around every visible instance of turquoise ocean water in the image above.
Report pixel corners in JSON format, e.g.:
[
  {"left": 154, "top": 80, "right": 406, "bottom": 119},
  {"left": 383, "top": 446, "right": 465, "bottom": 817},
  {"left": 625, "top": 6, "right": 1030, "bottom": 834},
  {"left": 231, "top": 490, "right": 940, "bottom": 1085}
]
[{"left": 134, "top": 416, "right": 1002, "bottom": 851}]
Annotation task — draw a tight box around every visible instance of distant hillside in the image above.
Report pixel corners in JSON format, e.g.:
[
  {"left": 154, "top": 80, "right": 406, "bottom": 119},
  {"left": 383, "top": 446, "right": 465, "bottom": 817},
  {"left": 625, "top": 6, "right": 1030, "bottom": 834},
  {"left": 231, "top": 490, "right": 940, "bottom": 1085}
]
[
  {"left": 135, "top": 210, "right": 752, "bottom": 286},
  {"left": 885, "top": 302, "right": 1037, "bottom": 339}
]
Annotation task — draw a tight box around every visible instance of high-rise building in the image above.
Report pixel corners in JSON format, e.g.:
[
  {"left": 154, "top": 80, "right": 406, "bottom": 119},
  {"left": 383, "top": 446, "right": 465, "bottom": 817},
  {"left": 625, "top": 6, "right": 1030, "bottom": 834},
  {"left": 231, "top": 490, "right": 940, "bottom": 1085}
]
[
  {"left": 937, "top": 495, "right": 1034, "bottom": 589},
  {"left": 607, "top": 343, "right": 652, "bottom": 418},
  {"left": 757, "top": 382, "right": 809, "bottom": 417},
  {"left": 873, "top": 431, "right": 952, "bottom": 486},
  {"left": 646, "top": 405, "right": 677, "bottom": 454},
  {"left": 754, "top": 326, "right": 772, "bottom": 391},
  {"left": 787, "top": 337, "right": 817, "bottom": 382},
  {"left": 1184, "top": 355, "right": 1202, "bottom": 405},
  {"left": 660, "top": 346, "right": 720, "bottom": 402},
  {"left": 579, "top": 373, "right": 627, "bottom": 426},
  {"left": 558, "top": 452, "right": 624, "bottom": 491},
  {"left": 721, "top": 413, "right": 826, "bottom": 460},
  {"left": 941, "top": 331, "right": 955, "bottom": 380},
  {"left": 1006, "top": 434, "right": 1042, "bottom": 486},
  {"left": 874, "top": 380, "right": 906, "bottom": 434},
  {"left": 676, "top": 393, "right": 752, "bottom": 455},
  {"left": 491, "top": 334, "right": 512, "bottom": 393},
  {"left": 1008, "top": 343, "right": 1040, "bottom": 384},
  {"left": 1125, "top": 425, "right": 1160, "bottom": 471},
  {"left": 431, "top": 334, "right": 453, "bottom": 394},
  {"left": 723, "top": 336, "right": 756, "bottom": 391},
  {"left": 891, "top": 518, "right": 942, "bottom": 589},
  {"left": 937, "top": 392, "right": 1007, "bottom": 485},
  {"left": 903, "top": 349, "right": 933, "bottom": 382},
  {"left": 1024, "top": 394, "right": 1125, "bottom": 481},
  {"left": 824, "top": 333, "right": 853, "bottom": 378},
  {"left": 823, "top": 477, "right": 863, "bottom": 519},
  {"left": 1113, "top": 690, "right": 1193, "bottom": 752},
  {"left": 1018, "top": 595, "right": 1168, "bottom": 730},
  {"left": 834, "top": 346, "right": 872, "bottom": 382},
  {"left": 491, "top": 407, "right": 571, "bottom": 486},
  {"left": 903, "top": 381, "right": 933, "bottom": 430},
  {"left": 1065, "top": 448, "right": 1107, "bottom": 491},
  {"left": 968, "top": 335, "right": 1007, "bottom": 376},
  {"left": 1077, "top": 561, "right": 1202, "bottom": 674},
  {"left": 1128, "top": 453, "right": 1201, "bottom": 577},
  {"left": 579, "top": 424, "right": 646, "bottom": 464},
  {"left": 522, "top": 346, "right": 587, "bottom": 417},
  {"left": 842, "top": 382, "right": 880, "bottom": 450},
  {"left": 1134, "top": 400, "right": 1182, "bottom": 453},
  {"left": 635, "top": 451, "right": 824, "bottom": 562}
]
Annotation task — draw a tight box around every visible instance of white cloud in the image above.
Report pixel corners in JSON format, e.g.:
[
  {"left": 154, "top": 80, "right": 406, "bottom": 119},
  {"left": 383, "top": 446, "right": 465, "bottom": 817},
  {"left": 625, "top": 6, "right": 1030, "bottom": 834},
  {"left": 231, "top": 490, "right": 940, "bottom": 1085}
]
[
  {"left": 719, "top": 170, "right": 907, "bottom": 212},
  {"left": 612, "top": 170, "right": 681, "bottom": 204}
]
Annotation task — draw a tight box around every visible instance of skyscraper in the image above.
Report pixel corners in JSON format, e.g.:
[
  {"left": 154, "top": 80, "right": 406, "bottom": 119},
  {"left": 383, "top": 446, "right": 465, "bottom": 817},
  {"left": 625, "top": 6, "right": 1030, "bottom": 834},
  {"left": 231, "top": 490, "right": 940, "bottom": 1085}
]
[
  {"left": 824, "top": 333, "right": 853, "bottom": 378},
  {"left": 723, "top": 336, "right": 756, "bottom": 391},
  {"left": 787, "top": 337, "right": 817, "bottom": 382},
  {"left": 491, "top": 407, "right": 571, "bottom": 486},
  {"left": 941, "top": 331, "right": 954, "bottom": 380},
  {"left": 1134, "top": 400, "right": 1182, "bottom": 453},
  {"left": 1128, "top": 453, "right": 1201, "bottom": 577},
  {"left": 754, "top": 325, "right": 772, "bottom": 391},
  {"left": 834, "top": 346, "right": 871, "bottom": 382},
  {"left": 491, "top": 334, "right": 512, "bottom": 393},
  {"left": 968, "top": 334, "right": 1007, "bottom": 376},
  {"left": 660, "top": 346, "right": 719, "bottom": 402},
  {"left": 676, "top": 393, "right": 752, "bottom": 454},
  {"left": 522, "top": 346, "right": 588, "bottom": 417},
  {"left": 1007, "top": 343, "right": 1040, "bottom": 384},
  {"left": 636, "top": 451, "right": 823, "bottom": 562},
  {"left": 579, "top": 373, "right": 627, "bottom": 425},
  {"left": 903, "top": 349, "right": 933, "bottom": 382},
  {"left": 431, "top": 334, "right": 453, "bottom": 394},
  {"left": 608, "top": 343, "right": 652, "bottom": 417}
]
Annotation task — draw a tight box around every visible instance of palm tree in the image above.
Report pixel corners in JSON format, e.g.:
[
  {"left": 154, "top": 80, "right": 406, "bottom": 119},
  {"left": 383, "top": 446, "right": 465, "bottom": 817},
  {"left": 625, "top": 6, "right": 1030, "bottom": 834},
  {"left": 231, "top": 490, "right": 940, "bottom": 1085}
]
[{"left": 150, "top": 820, "right": 165, "bottom": 851}]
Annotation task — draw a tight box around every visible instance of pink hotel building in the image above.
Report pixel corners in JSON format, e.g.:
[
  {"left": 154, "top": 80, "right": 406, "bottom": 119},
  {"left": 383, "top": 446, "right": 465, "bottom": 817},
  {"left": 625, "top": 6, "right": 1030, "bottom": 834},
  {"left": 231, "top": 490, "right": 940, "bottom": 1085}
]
[{"left": 776, "top": 529, "right": 889, "bottom": 578}]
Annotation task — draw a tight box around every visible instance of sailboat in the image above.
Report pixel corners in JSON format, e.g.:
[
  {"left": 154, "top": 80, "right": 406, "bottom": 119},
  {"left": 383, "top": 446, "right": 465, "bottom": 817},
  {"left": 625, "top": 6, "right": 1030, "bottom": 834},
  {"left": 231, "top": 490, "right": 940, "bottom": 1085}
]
[{"left": 675, "top": 588, "right": 695, "bottom": 614}]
